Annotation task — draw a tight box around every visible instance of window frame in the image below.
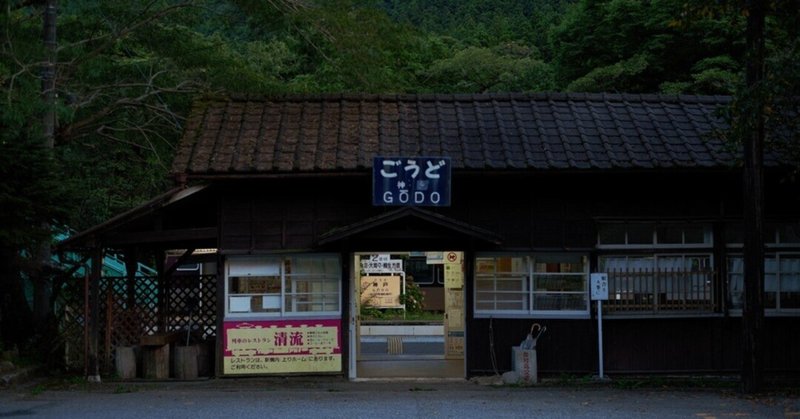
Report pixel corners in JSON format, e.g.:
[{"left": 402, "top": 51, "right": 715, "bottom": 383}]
[
  {"left": 597, "top": 222, "right": 713, "bottom": 250},
  {"left": 225, "top": 254, "right": 342, "bottom": 319},
  {"left": 727, "top": 252, "right": 800, "bottom": 316},
  {"left": 474, "top": 253, "right": 590, "bottom": 319}
]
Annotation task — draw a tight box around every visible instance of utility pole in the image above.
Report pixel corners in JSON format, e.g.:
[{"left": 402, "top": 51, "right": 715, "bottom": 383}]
[{"left": 741, "top": 0, "right": 766, "bottom": 394}]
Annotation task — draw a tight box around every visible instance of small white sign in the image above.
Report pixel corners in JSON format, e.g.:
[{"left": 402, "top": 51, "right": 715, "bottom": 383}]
[
  {"left": 361, "top": 255, "right": 403, "bottom": 273},
  {"left": 590, "top": 273, "right": 609, "bottom": 301},
  {"left": 229, "top": 296, "right": 251, "bottom": 313}
]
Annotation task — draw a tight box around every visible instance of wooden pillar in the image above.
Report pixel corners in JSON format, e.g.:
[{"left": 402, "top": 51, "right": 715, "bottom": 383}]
[
  {"left": 125, "top": 248, "right": 138, "bottom": 310},
  {"left": 339, "top": 247, "right": 350, "bottom": 378},
  {"left": 713, "top": 222, "right": 727, "bottom": 314},
  {"left": 215, "top": 252, "right": 225, "bottom": 377},
  {"left": 155, "top": 250, "right": 167, "bottom": 332},
  {"left": 87, "top": 247, "right": 102, "bottom": 382}
]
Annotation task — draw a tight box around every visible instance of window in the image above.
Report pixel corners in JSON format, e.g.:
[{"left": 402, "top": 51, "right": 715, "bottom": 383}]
[
  {"left": 405, "top": 257, "right": 443, "bottom": 285},
  {"left": 598, "top": 223, "right": 712, "bottom": 247},
  {"left": 599, "top": 254, "right": 714, "bottom": 313},
  {"left": 726, "top": 222, "right": 800, "bottom": 314},
  {"left": 532, "top": 254, "right": 587, "bottom": 311},
  {"left": 475, "top": 256, "right": 528, "bottom": 313},
  {"left": 597, "top": 222, "right": 716, "bottom": 314},
  {"left": 728, "top": 254, "right": 800, "bottom": 313},
  {"left": 226, "top": 255, "right": 340, "bottom": 317},
  {"left": 475, "top": 254, "right": 588, "bottom": 317},
  {"left": 726, "top": 222, "right": 800, "bottom": 247}
]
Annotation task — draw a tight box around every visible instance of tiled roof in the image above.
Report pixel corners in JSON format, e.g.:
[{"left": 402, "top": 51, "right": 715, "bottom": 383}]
[{"left": 172, "top": 93, "right": 739, "bottom": 176}]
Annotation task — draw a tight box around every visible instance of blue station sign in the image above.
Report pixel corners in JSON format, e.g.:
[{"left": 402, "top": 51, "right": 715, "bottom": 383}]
[{"left": 372, "top": 156, "right": 451, "bottom": 206}]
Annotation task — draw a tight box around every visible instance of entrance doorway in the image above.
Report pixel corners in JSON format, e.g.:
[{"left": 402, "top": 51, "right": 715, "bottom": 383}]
[{"left": 349, "top": 251, "right": 465, "bottom": 379}]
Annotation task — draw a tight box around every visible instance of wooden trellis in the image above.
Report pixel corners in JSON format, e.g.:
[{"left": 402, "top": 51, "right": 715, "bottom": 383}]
[{"left": 57, "top": 274, "right": 217, "bottom": 374}]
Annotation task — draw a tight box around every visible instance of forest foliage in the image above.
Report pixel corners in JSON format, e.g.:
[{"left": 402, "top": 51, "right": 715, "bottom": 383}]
[{"left": 0, "top": 0, "right": 798, "bottom": 350}]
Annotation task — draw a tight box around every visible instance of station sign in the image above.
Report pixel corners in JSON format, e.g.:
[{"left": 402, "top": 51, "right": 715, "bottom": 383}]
[
  {"left": 360, "top": 254, "right": 403, "bottom": 273},
  {"left": 373, "top": 156, "right": 451, "bottom": 206}
]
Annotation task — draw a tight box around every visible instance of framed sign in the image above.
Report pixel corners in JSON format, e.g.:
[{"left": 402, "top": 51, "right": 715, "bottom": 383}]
[
  {"left": 223, "top": 319, "right": 342, "bottom": 375},
  {"left": 360, "top": 275, "right": 403, "bottom": 308},
  {"left": 373, "top": 157, "right": 451, "bottom": 206}
]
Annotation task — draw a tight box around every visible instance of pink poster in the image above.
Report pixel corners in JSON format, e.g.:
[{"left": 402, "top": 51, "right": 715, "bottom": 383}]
[{"left": 223, "top": 319, "right": 342, "bottom": 374}]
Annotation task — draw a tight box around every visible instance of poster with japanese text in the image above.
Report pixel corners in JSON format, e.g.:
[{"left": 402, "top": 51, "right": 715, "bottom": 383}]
[
  {"left": 223, "top": 319, "right": 341, "bottom": 375},
  {"left": 360, "top": 275, "right": 402, "bottom": 308}
]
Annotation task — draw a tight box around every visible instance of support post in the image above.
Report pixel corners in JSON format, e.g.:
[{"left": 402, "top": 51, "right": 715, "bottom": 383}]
[
  {"left": 597, "top": 300, "right": 604, "bottom": 380},
  {"left": 155, "top": 251, "right": 167, "bottom": 332},
  {"left": 125, "top": 248, "right": 138, "bottom": 310},
  {"left": 215, "top": 252, "right": 225, "bottom": 377},
  {"left": 87, "top": 248, "right": 102, "bottom": 383}
]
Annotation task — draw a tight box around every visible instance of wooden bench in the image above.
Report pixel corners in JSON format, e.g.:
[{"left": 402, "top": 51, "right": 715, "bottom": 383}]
[{"left": 141, "top": 331, "right": 183, "bottom": 379}]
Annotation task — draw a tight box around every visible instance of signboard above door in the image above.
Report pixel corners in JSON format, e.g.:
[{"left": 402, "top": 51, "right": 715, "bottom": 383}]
[{"left": 373, "top": 156, "right": 451, "bottom": 206}]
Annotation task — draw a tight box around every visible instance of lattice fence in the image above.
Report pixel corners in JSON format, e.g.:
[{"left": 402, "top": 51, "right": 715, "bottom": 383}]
[{"left": 57, "top": 274, "right": 217, "bottom": 374}]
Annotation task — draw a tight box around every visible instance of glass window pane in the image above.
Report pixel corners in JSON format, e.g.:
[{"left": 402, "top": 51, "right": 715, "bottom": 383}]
[
  {"left": 765, "top": 273, "right": 779, "bottom": 311},
  {"left": 229, "top": 276, "right": 280, "bottom": 294},
  {"left": 765, "top": 256, "right": 778, "bottom": 273},
  {"left": 728, "top": 274, "right": 744, "bottom": 309},
  {"left": 495, "top": 257, "right": 526, "bottom": 273},
  {"left": 683, "top": 225, "right": 707, "bottom": 244},
  {"left": 685, "top": 256, "right": 711, "bottom": 271},
  {"left": 627, "top": 224, "right": 655, "bottom": 244},
  {"left": 598, "top": 224, "right": 625, "bottom": 245},
  {"left": 656, "top": 225, "right": 683, "bottom": 244},
  {"left": 475, "top": 278, "right": 496, "bottom": 291},
  {"left": 534, "top": 293, "right": 586, "bottom": 310},
  {"left": 476, "top": 258, "right": 497, "bottom": 274},
  {"left": 533, "top": 275, "right": 584, "bottom": 292},
  {"left": 656, "top": 256, "right": 683, "bottom": 270},
  {"left": 406, "top": 258, "right": 434, "bottom": 285},
  {"left": 778, "top": 224, "right": 800, "bottom": 244},
  {"left": 534, "top": 254, "right": 585, "bottom": 273},
  {"left": 495, "top": 274, "right": 526, "bottom": 290},
  {"left": 228, "top": 257, "right": 280, "bottom": 277}
]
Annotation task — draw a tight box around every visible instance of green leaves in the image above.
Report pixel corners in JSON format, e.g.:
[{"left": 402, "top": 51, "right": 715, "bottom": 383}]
[
  {"left": 550, "top": 0, "right": 745, "bottom": 94},
  {"left": 423, "top": 44, "right": 554, "bottom": 93}
]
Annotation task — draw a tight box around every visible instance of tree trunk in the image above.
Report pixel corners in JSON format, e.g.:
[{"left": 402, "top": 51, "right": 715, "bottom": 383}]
[
  {"left": 42, "top": 0, "right": 57, "bottom": 149},
  {"left": 31, "top": 0, "right": 58, "bottom": 335},
  {"left": 741, "top": 0, "right": 766, "bottom": 394}
]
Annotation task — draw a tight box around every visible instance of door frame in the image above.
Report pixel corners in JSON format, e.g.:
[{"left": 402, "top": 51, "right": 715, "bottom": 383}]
[{"left": 348, "top": 250, "right": 467, "bottom": 380}]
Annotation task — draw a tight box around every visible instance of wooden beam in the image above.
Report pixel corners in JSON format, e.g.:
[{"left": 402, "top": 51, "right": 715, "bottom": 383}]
[
  {"left": 106, "top": 227, "right": 217, "bottom": 246},
  {"left": 163, "top": 248, "right": 196, "bottom": 279}
]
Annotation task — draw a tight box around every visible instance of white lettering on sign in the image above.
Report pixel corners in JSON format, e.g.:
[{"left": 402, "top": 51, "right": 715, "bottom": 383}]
[
  {"left": 379, "top": 159, "right": 446, "bottom": 181},
  {"left": 381, "top": 191, "right": 443, "bottom": 205}
]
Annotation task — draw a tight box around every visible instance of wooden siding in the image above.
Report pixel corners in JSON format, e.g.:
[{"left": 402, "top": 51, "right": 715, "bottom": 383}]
[
  {"left": 218, "top": 171, "right": 749, "bottom": 253},
  {"left": 465, "top": 317, "right": 800, "bottom": 375},
  {"left": 212, "top": 171, "right": 800, "bottom": 376}
]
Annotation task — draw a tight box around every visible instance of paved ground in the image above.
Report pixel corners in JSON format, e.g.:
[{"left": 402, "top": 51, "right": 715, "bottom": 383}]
[{"left": 1, "top": 376, "right": 797, "bottom": 418}]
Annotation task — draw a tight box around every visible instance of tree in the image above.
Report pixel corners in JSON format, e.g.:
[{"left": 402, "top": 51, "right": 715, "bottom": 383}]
[
  {"left": 421, "top": 43, "right": 554, "bottom": 93},
  {"left": 729, "top": 0, "right": 799, "bottom": 393},
  {"left": 0, "top": 0, "right": 292, "bottom": 353},
  {"left": 740, "top": 0, "right": 766, "bottom": 394},
  {"left": 549, "top": 0, "right": 745, "bottom": 94}
]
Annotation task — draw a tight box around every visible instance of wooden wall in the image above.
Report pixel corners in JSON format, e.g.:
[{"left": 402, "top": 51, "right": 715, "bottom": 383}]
[
  {"left": 465, "top": 316, "right": 800, "bottom": 375},
  {"left": 218, "top": 170, "right": 760, "bottom": 253},
  {"left": 213, "top": 169, "right": 800, "bottom": 376}
]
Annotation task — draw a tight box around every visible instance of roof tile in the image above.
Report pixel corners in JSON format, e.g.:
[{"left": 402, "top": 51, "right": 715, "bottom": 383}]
[{"left": 173, "top": 93, "right": 746, "bottom": 175}]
